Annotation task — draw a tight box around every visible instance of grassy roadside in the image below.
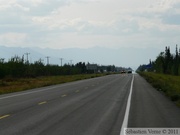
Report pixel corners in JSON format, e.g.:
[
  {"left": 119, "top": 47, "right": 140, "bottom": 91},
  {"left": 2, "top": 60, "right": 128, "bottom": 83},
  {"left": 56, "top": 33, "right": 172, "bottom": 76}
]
[
  {"left": 138, "top": 72, "right": 180, "bottom": 107},
  {"left": 0, "top": 73, "right": 109, "bottom": 95}
]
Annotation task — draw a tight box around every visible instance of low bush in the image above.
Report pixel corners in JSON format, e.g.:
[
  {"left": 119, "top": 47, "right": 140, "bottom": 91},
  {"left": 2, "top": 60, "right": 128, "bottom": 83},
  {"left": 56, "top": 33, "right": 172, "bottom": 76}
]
[
  {"left": 139, "top": 72, "right": 180, "bottom": 107},
  {"left": 0, "top": 73, "right": 107, "bottom": 95}
]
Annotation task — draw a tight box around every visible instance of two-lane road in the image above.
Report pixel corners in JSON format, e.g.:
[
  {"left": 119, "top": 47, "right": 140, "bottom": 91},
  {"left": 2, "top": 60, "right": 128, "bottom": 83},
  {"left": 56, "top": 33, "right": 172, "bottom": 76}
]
[{"left": 0, "top": 74, "right": 180, "bottom": 135}]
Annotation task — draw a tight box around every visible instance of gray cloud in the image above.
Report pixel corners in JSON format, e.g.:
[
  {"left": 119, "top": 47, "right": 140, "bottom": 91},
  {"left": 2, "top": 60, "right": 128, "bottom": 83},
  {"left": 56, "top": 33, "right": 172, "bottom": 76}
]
[
  {"left": 162, "top": 14, "right": 180, "bottom": 25},
  {"left": 0, "top": 0, "right": 180, "bottom": 50}
]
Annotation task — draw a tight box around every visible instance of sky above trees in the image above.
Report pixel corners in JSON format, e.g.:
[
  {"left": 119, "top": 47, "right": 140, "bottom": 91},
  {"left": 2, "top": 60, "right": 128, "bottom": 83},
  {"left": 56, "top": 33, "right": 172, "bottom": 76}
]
[
  {"left": 0, "top": 0, "right": 180, "bottom": 68},
  {"left": 0, "top": 0, "right": 180, "bottom": 49}
]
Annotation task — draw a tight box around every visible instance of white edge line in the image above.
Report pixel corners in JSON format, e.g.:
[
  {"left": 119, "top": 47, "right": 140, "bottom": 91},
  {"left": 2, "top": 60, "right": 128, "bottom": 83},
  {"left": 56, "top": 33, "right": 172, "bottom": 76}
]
[
  {"left": 0, "top": 86, "right": 58, "bottom": 100},
  {"left": 0, "top": 75, "right": 110, "bottom": 100},
  {"left": 120, "top": 74, "right": 134, "bottom": 135},
  {"left": 0, "top": 77, "right": 97, "bottom": 100}
]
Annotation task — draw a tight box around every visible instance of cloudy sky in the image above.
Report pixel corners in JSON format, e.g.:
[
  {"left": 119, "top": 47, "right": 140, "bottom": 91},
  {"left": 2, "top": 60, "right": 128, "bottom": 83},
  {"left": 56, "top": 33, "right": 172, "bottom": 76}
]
[{"left": 0, "top": 0, "right": 180, "bottom": 67}]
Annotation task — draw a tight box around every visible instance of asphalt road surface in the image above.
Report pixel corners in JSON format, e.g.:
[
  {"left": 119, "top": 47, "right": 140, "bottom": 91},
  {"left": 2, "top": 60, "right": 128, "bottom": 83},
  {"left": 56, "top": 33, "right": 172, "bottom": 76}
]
[{"left": 0, "top": 74, "right": 180, "bottom": 135}]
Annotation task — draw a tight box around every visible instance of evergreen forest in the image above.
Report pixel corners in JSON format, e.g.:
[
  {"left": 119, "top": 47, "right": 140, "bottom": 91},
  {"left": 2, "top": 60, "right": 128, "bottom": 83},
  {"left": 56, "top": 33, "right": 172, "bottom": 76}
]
[
  {"left": 137, "top": 45, "right": 180, "bottom": 76},
  {"left": 0, "top": 56, "right": 115, "bottom": 79}
]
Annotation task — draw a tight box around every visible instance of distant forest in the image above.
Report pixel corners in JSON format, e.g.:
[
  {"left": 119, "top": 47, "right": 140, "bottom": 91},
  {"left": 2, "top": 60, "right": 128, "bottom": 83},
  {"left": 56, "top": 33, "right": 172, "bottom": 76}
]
[
  {"left": 0, "top": 56, "right": 115, "bottom": 79},
  {"left": 137, "top": 45, "right": 180, "bottom": 76}
]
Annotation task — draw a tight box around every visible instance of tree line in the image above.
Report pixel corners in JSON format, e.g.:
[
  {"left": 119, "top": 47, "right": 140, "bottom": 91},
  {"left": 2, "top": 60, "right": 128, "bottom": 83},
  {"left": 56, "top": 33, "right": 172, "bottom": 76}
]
[
  {"left": 137, "top": 45, "right": 180, "bottom": 76},
  {"left": 0, "top": 55, "right": 116, "bottom": 79}
]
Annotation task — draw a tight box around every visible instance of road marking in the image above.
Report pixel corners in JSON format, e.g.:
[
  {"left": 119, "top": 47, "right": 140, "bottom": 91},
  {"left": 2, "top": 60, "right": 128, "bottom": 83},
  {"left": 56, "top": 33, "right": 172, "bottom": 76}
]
[
  {"left": 0, "top": 114, "right": 10, "bottom": 120},
  {"left": 61, "top": 94, "right": 67, "bottom": 98},
  {"left": 75, "top": 90, "right": 80, "bottom": 93},
  {"left": 38, "top": 101, "right": 47, "bottom": 105},
  {"left": 120, "top": 75, "right": 134, "bottom": 135},
  {"left": 0, "top": 86, "right": 59, "bottom": 100}
]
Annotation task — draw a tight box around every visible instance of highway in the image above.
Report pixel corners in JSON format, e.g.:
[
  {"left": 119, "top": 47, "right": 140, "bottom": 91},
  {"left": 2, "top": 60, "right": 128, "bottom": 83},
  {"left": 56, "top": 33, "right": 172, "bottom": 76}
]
[{"left": 0, "top": 74, "right": 180, "bottom": 135}]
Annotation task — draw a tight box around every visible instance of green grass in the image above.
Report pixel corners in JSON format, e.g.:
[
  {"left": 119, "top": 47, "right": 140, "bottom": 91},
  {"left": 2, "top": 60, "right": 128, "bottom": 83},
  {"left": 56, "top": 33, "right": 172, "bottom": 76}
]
[
  {"left": 139, "top": 72, "right": 180, "bottom": 107},
  {"left": 0, "top": 73, "right": 108, "bottom": 95}
]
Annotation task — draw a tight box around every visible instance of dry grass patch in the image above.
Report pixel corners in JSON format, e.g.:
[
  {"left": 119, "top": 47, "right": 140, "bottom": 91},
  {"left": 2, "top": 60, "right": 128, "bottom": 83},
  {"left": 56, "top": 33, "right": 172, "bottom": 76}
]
[
  {"left": 0, "top": 74, "right": 106, "bottom": 95},
  {"left": 139, "top": 72, "right": 180, "bottom": 107}
]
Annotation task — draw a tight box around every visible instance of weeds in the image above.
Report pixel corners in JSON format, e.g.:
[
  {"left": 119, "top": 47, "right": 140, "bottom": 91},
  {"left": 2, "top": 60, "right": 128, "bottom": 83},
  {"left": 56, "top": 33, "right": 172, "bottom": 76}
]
[
  {"left": 0, "top": 74, "right": 107, "bottom": 95},
  {"left": 139, "top": 72, "right": 180, "bottom": 107}
]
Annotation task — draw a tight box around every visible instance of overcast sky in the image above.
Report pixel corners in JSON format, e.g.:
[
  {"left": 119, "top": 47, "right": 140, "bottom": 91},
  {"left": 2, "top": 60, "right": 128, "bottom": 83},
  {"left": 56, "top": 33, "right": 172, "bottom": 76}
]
[{"left": 0, "top": 0, "right": 180, "bottom": 67}]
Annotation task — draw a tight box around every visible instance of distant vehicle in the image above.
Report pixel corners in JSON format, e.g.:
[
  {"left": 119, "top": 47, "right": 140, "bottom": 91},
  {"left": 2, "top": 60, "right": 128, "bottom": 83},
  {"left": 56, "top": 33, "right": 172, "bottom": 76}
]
[
  {"left": 121, "top": 70, "right": 126, "bottom": 74},
  {"left": 120, "top": 68, "right": 133, "bottom": 74},
  {"left": 127, "top": 70, "right": 132, "bottom": 74}
]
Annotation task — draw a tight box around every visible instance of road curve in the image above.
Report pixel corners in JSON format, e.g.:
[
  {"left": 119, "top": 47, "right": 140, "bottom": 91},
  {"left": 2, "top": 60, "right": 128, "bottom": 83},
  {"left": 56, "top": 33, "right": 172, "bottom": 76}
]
[{"left": 0, "top": 74, "right": 180, "bottom": 135}]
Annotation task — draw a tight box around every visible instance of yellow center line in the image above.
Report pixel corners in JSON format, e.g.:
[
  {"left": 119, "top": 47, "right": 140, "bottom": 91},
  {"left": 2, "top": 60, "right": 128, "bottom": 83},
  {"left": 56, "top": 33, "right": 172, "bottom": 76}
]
[
  {"left": 38, "top": 101, "right": 47, "bottom": 105},
  {"left": 61, "top": 94, "right": 67, "bottom": 98},
  {"left": 75, "top": 90, "right": 80, "bottom": 93},
  {"left": 0, "top": 114, "right": 10, "bottom": 120}
]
